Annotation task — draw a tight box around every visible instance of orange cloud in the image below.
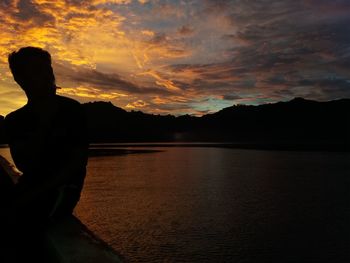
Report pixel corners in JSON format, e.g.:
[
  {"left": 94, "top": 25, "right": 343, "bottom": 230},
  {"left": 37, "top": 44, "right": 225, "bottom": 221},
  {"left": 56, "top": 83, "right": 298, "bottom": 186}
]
[
  {"left": 57, "top": 86, "right": 128, "bottom": 100},
  {"left": 151, "top": 95, "right": 190, "bottom": 105},
  {"left": 141, "top": 30, "right": 155, "bottom": 37},
  {"left": 138, "top": 70, "right": 181, "bottom": 92},
  {"left": 5, "top": 0, "right": 335, "bottom": 116},
  {"left": 125, "top": 99, "right": 148, "bottom": 109},
  {"left": 92, "top": 0, "right": 131, "bottom": 4}
]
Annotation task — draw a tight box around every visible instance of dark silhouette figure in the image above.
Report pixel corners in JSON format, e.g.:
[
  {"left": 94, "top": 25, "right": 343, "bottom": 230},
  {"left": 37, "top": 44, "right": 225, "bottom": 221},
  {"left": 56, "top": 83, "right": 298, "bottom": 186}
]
[{"left": 0, "top": 47, "right": 88, "bottom": 262}]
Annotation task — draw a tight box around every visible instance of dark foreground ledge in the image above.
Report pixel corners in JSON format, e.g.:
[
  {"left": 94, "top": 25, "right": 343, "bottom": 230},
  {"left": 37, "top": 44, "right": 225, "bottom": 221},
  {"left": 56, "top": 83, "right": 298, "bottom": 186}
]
[
  {"left": 0, "top": 154, "right": 123, "bottom": 263},
  {"left": 46, "top": 215, "right": 123, "bottom": 263}
]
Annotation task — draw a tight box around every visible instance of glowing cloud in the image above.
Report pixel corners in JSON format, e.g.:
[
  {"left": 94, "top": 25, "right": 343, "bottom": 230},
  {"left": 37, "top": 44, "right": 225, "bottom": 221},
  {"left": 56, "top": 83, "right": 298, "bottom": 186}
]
[{"left": 0, "top": 0, "right": 349, "bottom": 116}]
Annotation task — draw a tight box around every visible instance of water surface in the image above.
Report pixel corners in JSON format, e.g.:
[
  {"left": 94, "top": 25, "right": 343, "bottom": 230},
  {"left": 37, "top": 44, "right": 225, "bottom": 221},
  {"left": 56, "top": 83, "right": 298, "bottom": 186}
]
[
  {"left": 1, "top": 147, "right": 349, "bottom": 262},
  {"left": 77, "top": 147, "right": 350, "bottom": 262}
]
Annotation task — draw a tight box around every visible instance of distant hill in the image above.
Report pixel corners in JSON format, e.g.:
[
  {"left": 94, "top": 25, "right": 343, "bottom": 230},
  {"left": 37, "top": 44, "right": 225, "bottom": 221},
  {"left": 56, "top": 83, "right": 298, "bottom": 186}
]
[
  {"left": 83, "top": 101, "right": 179, "bottom": 142},
  {"left": 82, "top": 97, "right": 350, "bottom": 150},
  {"left": 1, "top": 98, "right": 349, "bottom": 150},
  {"left": 196, "top": 98, "right": 350, "bottom": 149}
]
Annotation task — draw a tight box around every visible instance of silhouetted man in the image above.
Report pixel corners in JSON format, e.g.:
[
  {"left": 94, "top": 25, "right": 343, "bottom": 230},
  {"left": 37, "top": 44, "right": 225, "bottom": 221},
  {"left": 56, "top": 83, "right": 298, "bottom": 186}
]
[{"left": 1, "top": 47, "right": 88, "bottom": 261}]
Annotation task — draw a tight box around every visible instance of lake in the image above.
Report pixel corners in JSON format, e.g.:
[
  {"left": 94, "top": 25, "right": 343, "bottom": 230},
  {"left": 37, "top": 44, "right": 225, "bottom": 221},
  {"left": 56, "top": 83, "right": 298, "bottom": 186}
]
[{"left": 1, "top": 146, "right": 350, "bottom": 262}]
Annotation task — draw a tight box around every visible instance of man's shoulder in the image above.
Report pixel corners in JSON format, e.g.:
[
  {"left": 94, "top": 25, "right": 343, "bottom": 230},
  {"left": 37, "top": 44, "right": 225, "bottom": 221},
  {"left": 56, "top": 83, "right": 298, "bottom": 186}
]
[
  {"left": 55, "top": 95, "right": 86, "bottom": 123},
  {"left": 4, "top": 105, "right": 29, "bottom": 124},
  {"left": 56, "top": 95, "right": 82, "bottom": 108},
  {"left": 56, "top": 95, "right": 85, "bottom": 114}
]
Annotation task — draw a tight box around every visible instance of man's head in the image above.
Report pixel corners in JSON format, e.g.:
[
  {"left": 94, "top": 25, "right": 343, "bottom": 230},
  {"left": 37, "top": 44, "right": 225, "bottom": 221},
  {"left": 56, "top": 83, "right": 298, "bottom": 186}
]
[{"left": 8, "top": 47, "right": 56, "bottom": 100}]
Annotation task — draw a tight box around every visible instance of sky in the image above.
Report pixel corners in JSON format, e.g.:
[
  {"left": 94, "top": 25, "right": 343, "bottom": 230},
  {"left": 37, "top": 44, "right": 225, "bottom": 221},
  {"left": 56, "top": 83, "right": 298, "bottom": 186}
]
[{"left": 0, "top": 0, "right": 350, "bottom": 116}]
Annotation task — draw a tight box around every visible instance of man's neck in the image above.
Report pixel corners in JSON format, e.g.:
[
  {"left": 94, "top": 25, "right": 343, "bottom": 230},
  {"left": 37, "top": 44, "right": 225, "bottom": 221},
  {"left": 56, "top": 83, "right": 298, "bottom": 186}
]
[{"left": 27, "top": 94, "right": 57, "bottom": 110}]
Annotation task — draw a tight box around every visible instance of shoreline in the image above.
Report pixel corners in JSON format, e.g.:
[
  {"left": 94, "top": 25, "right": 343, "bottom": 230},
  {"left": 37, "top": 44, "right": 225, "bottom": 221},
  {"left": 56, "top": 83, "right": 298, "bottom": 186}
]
[
  {"left": 1, "top": 142, "right": 348, "bottom": 153},
  {"left": 89, "top": 142, "right": 349, "bottom": 153}
]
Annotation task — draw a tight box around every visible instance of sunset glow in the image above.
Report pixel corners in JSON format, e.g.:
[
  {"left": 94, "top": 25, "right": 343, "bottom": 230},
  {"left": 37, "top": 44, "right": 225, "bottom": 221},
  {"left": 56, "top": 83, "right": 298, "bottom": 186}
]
[{"left": 1, "top": 0, "right": 349, "bottom": 115}]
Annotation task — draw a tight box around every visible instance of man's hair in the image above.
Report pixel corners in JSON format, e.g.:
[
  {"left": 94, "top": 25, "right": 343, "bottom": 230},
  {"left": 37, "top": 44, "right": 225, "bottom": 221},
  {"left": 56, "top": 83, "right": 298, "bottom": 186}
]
[{"left": 8, "top": 46, "right": 55, "bottom": 86}]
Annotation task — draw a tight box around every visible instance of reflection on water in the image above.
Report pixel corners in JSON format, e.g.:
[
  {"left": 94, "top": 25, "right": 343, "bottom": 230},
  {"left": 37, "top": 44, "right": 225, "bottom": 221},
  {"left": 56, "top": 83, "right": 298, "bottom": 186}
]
[
  {"left": 75, "top": 147, "right": 350, "bottom": 262},
  {"left": 1, "top": 147, "right": 349, "bottom": 262}
]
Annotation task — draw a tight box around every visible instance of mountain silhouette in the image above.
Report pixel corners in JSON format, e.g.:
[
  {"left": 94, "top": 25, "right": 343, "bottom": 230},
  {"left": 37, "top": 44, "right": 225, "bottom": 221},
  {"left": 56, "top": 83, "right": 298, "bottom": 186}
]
[
  {"left": 1, "top": 98, "right": 349, "bottom": 150},
  {"left": 196, "top": 97, "right": 349, "bottom": 149},
  {"left": 83, "top": 101, "right": 178, "bottom": 142},
  {"left": 82, "top": 97, "right": 349, "bottom": 150}
]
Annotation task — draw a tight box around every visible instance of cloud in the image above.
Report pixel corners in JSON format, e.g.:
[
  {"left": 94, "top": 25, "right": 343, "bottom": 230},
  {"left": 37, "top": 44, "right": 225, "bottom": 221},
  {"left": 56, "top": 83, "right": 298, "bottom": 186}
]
[
  {"left": 0, "top": 0, "right": 126, "bottom": 66},
  {"left": 92, "top": 0, "right": 131, "bottom": 4},
  {"left": 125, "top": 99, "right": 148, "bottom": 109},
  {"left": 57, "top": 86, "right": 128, "bottom": 100},
  {"left": 177, "top": 25, "right": 194, "bottom": 36},
  {"left": 0, "top": 89, "right": 27, "bottom": 115},
  {"left": 141, "top": 30, "right": 155, "bottom": 37},
  {"left": 1, "top": 0, "right": 350, "bottom": 116},
  {"left": 222, "top": 94, "right": 241, "bottom": 101},
  {"left": 138, "top": 70, "right": 181, "bottom": 92},
  {"left": 54, "top": 63, "right": 173, "bottom": 95},
  {"left": 164, "top": 0, "right": 350, "bottom": 105},
  {"left": 150, "top": 2, "right": 186, "bottom": 19},
  {"left": 15, "top": 0, "right": 55, "bottom": 25},
  {"left": 297, "top": 77, "right": 350, "bottom": 99}
]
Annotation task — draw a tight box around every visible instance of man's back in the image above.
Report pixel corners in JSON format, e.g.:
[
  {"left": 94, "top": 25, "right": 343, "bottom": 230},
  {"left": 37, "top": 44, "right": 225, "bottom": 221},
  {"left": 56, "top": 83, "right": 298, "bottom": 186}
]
[
  {"left": 5, "top": 95, "right": 88, "bottom": 219},
  {"left": 0, "top": 46, "right": 90, "bottom": 262}
]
